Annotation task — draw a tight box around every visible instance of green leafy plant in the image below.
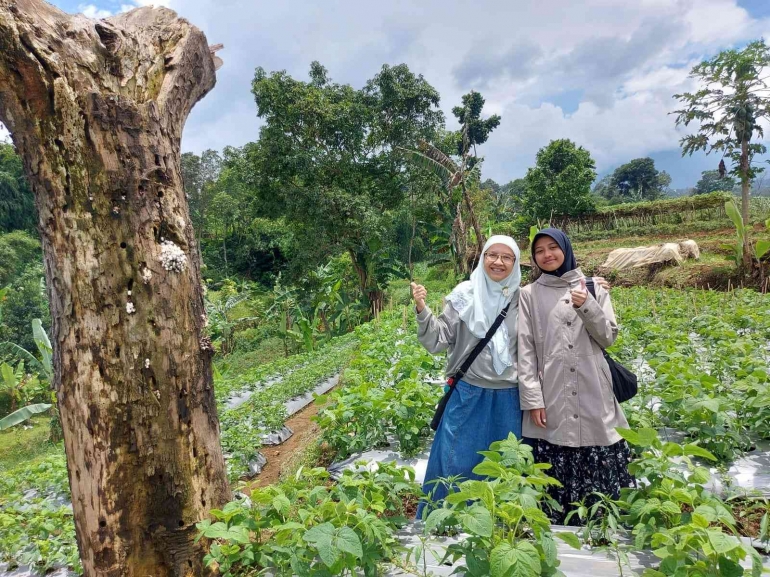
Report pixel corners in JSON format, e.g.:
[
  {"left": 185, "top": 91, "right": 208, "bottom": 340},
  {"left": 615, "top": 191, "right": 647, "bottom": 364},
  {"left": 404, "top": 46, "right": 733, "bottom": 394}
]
[
  {"left": 422, "top": 434, "right": 576, "bottom": 577},
  {"left": 197, "top": 462, "right": 420, "bottom": 576},
  {"left": 617, "top": 428, "right": 763, "bottom": 577}
]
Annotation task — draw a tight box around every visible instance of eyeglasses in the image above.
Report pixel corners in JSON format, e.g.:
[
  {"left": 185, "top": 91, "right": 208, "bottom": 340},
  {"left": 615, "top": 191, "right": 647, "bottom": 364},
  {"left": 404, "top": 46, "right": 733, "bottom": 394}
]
[{"left": 484, "top": 252, "right": 515, "bottom": 265}]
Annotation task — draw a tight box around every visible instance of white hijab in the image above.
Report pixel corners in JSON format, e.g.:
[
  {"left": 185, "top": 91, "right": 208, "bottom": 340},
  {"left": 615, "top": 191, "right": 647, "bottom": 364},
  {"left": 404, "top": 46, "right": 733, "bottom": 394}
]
[{"left": 446, "top": 235, "right": 521, "bottom": 375}]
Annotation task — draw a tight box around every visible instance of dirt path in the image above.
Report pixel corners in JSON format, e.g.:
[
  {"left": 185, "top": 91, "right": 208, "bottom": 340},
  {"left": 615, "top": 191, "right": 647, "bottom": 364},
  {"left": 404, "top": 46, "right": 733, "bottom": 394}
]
[{"left": 247, "top": 400, "right": 323, "bottom": 490}]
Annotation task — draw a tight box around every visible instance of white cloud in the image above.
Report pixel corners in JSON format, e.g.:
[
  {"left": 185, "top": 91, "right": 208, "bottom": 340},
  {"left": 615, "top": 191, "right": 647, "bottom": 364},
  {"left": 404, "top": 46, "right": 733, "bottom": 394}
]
[
  {"left": 0, "top": 124, "right": 10, "bottom": 144},
  {"left": 28, "top": 0, "right": 770, "bottom": 187},
  {"left": 78, "top": 3, "right": 112, "bottom": 18}
]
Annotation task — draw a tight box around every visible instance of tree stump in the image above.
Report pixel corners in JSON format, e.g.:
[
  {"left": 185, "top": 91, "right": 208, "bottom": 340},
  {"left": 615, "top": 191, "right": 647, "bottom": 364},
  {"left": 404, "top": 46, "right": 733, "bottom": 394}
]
[{"left": 0, "top": 2, "right": 231, "bottom": 575}]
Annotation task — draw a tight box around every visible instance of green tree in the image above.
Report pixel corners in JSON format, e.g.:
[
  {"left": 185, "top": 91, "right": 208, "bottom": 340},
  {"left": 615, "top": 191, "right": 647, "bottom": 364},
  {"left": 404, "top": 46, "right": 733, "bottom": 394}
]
[
  {"left": 0, "top": 143, "right": 36, "bottom": 233},
  {"left": 607, "top": 157, "right": 667, "bottom": 201},
  {"left": 522, "top": 139, "right": 596, "bottom": 220},
  {"left": 0, "top": 263, "right": 50, "bottom": 353},
  {"left": 674, "top": 39, "right": 770, "bottom": 264},
  {"left": 248, "top": 62, "right": 443, "bottom": 312},
  {"left": 0, "top": 230, "right": 41, "bottom": 287},
  {"left": 482, "top": 178, "right": 522, "bottom": 221},
  {"left": 181, "top": 149, "right": 222, "bottom": 238},
  {"left": 694, "top": 169, "right": 737, "bottom": 195}
]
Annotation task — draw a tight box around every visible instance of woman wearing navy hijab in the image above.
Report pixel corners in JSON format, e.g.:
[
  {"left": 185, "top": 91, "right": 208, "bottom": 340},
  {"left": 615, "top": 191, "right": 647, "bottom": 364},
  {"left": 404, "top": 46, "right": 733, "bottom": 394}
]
[{"left": 518, "top": 228, "right": 634, "bottom": 524}]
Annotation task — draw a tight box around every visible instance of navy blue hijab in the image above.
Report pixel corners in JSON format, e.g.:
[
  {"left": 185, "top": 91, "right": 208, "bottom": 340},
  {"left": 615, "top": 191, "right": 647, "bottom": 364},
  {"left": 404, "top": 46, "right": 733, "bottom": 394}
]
[{"left": 531, "top": 228, "right": 577, "bottom": 277}]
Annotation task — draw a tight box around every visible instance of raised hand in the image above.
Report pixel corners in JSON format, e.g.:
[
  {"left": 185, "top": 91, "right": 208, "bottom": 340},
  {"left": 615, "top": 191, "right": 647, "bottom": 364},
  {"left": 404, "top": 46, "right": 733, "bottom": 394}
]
[
  {"left": 411, "top": 282, "right": 427, "bottom": 314},
  {"left": 595, "top": 276, "right": 611, "bottom": 291},
  {"left": 571, "top": 278, "right": 587, "bottom": 308}
]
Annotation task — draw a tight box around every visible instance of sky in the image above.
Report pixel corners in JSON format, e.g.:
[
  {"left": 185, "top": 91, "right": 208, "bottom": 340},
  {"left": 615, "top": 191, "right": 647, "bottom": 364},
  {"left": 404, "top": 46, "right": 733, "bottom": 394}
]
[{"left": 4, "top": 0, "right": 770, "bottom": 189}]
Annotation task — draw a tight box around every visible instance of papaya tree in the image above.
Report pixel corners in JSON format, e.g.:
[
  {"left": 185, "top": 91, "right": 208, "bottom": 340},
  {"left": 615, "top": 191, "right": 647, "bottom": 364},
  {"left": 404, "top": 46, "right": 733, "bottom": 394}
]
[
  {"left": 674, "top": 40, "right": 770, "bottom": 266},
  {"left": 0, "top": 2, "right": 231, "bottom": 575}
]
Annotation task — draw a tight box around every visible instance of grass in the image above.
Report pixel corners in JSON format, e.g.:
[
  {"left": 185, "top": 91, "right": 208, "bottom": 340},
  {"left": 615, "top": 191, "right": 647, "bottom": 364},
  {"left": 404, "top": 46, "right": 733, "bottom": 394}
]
[{"left": 0, "top": 416, "right": 60, "bottom": 471}]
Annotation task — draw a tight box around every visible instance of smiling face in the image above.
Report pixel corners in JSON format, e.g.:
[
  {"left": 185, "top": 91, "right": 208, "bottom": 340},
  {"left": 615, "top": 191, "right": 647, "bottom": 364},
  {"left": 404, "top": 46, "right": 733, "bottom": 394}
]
[
  {"left": 483, "top": 243, "right": 516, "bottom": 282},
  {"left": 533, "top": 236, "right": 565, "bottom": 272}
]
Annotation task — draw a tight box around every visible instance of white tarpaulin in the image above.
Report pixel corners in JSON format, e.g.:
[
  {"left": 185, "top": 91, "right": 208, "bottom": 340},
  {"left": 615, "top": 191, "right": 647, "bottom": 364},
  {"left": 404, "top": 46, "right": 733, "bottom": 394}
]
[{"left": 602, "top": 240, "right": 700, "bottom": 270}]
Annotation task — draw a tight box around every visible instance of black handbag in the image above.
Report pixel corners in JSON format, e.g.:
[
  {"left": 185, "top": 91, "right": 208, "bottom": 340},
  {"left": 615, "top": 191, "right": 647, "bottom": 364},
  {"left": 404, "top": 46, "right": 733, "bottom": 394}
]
[
  {"left": 585, "top": 279, "right": 638, "bottom": 403},
  {"left": 429, "top": 302, "right": 511, "bottom": 431}
]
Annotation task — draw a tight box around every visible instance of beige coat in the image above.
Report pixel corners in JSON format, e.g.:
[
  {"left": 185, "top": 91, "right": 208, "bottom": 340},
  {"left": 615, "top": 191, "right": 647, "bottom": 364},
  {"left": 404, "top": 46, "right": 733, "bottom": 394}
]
[{"left": 518, "top": 269, "right": 628, "bottom": 447}]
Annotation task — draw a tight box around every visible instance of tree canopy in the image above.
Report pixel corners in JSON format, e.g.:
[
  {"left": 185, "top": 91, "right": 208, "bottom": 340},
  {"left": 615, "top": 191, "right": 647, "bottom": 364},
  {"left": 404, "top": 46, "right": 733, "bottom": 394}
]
[
  {"left": 522, "top": 139, "right": 596, "bottom": 220},
  {"left": 694, "top": 170, "right": 737, "bottom": 195},
  {"left": 244, "top": 62, "right": 444, "bottom": 306},
  {"left": 599, "top": 157, "right": 670, "bottom": 202}
]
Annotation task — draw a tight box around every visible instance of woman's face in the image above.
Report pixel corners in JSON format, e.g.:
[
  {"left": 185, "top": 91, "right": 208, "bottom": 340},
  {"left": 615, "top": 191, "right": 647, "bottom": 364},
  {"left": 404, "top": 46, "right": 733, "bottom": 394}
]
[
  {"left": 483, "top": 243, "right": 516, "bottom": 282},
  {"left": 533, "top": 236, "right": 565, "bottom": 272}
]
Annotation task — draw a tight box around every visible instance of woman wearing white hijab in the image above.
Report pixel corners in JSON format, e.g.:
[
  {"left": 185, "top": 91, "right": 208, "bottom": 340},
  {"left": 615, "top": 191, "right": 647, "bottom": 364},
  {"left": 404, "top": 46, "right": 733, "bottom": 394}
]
[{"left": 411, "top": 235, "right": 522, "bottom": 517}]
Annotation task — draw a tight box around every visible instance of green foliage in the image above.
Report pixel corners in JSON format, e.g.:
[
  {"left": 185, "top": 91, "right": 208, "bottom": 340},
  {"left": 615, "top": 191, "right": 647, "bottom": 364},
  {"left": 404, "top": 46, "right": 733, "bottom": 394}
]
[
  {"left": 218, "top": 335, "right": 359, "bottom": 480},
  {"left": 695, "top": 170, "right": 737, "bottom": 195},
  {"left": 558, "top": 191, "right": 734, "bottom": 237},
  {"left": 197, "top": 462, "right": 420, "bottom": 576},
  {"left": 422, "top": 434, "right": 569, "bottom": 577},
  {"left": 0, "top": 454, "right": 79, "bottom": 574},
  {"left": 0, "top": 143, "right": 36, "bottom": 233},
  {"left": 0, "top": 230, "right": 41, "bottom": 287},
  {"left": 617, "top": 429, "right": 762, "bottom": 577},
  {"left": 247, "top": 61, "right": 444, "bottom": 299},
  {"left": 0, "top": 403, "right": 52, "bottom": 431},
  {"left": 522, "top": 139, "right": 596, "bottom": 220},
  {"left": 181, "top": 148, "right": 222, "bottom": 235},
  {"left": 0, "top": 263, "right": 50, "bottom": 353},
  {"left": 605, "top": 157, "right": 670, "bottom": 202},
  {"left": 611, "top": 286, "right": 770, "bottom": 460},
  {"left": 451, "top": 91, "right": 501, "bottom": 157},
  {"left": 315, "top": 311, "right": 443, "bottom": 459},
  {"left": 674, "top": 40, "right": 770, "bottom": 185}
]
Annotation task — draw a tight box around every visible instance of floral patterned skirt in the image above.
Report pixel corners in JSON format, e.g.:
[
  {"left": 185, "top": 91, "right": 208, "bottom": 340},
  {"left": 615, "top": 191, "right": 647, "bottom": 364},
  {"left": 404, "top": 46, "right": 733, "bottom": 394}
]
[{"left": 529, "top": 438, "right": 636, "bottom": 526}]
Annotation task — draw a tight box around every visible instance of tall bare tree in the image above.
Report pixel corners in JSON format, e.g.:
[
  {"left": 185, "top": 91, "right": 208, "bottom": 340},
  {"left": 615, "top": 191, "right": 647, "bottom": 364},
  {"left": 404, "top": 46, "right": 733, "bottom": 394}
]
[{"left": 0, "top": 2, "right": 231, "bottom": 575}]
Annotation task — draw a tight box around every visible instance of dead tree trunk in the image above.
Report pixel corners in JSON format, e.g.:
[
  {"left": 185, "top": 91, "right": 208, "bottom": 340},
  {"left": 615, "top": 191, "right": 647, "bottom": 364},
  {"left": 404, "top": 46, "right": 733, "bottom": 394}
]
[{"left": 0, "top": 2, "right": 231, "bottom": 575}]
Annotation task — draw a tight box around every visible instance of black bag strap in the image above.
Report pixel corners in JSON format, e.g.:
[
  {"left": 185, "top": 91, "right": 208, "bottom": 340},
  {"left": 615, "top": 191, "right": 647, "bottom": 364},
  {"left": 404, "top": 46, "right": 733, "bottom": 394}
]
[
  {"left": 583, "top": 278, "right": 605, "bottom": 351},
  {"left": 585, "top": 277, "right": 596, "bottom": 299},
  {"left": 454, "top": 302, "right": 511, "bottom": 381}
]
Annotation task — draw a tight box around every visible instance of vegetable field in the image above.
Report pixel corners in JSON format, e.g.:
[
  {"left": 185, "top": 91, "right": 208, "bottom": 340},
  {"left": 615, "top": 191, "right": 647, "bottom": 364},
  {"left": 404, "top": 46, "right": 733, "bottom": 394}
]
[{"left": 2, "top": 286, "right": 770, "bottom": 575}]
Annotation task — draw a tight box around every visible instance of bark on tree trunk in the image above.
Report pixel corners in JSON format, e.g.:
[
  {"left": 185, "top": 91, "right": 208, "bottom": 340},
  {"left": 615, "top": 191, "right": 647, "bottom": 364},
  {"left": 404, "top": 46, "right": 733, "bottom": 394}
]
[
  {"left": 451, "top": 201, "right": 469, "bottom": 276},
  {"left": 347, "top": 249, "right": 383, "bottom": 318},
  {"left": 0, "top": 2, "right": 231, "bottom": 575},
  {"left": 740, "top": 139, "right": 753, "bottom": 268},
  {"left": 460, "top": 180, "right": 485, "bottom": 258}
]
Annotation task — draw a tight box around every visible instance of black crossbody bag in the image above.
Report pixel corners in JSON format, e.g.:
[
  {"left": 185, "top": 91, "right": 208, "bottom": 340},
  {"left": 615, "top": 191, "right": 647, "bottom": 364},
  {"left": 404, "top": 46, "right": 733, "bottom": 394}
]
[
  {"left": 584, "top": 279, "right": 638, "bottom": 403},
  {"left": 429, "top": 302, "right": 512, "bottom": 431}
]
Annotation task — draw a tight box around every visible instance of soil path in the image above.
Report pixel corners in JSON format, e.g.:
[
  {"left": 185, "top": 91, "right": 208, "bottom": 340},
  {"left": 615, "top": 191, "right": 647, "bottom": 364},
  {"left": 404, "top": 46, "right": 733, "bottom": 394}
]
[{"left": 247, "top": 400, "right": 323, "bottom": 490}]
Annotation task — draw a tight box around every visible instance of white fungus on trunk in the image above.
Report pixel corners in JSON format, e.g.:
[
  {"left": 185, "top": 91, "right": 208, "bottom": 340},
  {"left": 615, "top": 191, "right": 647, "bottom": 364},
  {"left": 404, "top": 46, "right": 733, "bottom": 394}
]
[{"left": 159, "top": 240, "right": 188, "bottom": 273}]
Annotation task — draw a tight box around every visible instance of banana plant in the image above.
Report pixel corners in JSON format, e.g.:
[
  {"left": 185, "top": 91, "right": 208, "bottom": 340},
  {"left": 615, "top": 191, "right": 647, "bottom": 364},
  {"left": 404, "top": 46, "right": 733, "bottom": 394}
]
[
  {"left": 756, "top": 217, "right": 770, "bottom": 261},
  {"left": 0, "top": 402, "right": 52, "bottom": 431},
  {"left": 0, "top": 359, "right": 52, "bottom": 431},
  {"left": 0, "top": 361, "right": 26, "bottom": 412},
  {"left": 723, "top": 200, "right": 770, "bottom": 267}
]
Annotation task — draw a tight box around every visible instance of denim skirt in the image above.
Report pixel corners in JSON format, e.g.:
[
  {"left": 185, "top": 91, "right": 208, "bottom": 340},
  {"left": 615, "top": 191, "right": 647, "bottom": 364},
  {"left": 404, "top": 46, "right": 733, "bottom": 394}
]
[{"left": 416, "top": 380, "right": 522, "bottom": 518}]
